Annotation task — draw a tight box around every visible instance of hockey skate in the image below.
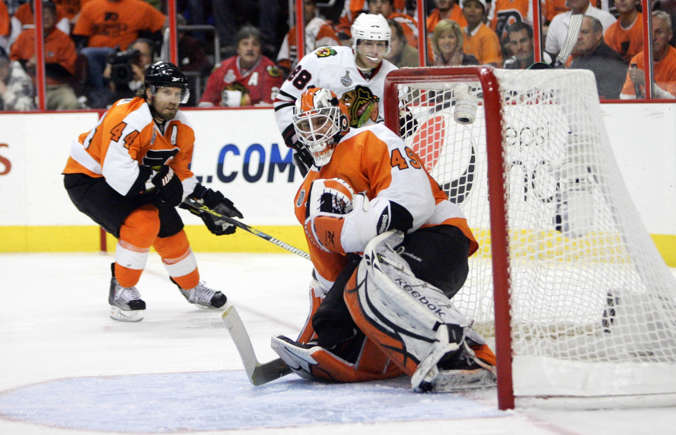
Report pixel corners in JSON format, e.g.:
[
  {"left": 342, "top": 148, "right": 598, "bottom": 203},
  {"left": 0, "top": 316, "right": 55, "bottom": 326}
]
[
  {"left": 108, "top": 263, "right": 146, "bottom": 322},
  {"left": 271, "top": 335, "right": 321, "bottom": 381},
  {"left": 411, "top": 327, "right": 496, "bottom": 393},
  {"left": 180, "top": 281, "right": 227, "bottom": 309}
]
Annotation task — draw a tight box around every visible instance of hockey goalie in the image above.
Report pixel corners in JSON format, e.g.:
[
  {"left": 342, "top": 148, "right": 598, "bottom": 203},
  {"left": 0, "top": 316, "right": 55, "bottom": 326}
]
[{"left": 271, "top": 87, "right": 496, "bottom": 392}]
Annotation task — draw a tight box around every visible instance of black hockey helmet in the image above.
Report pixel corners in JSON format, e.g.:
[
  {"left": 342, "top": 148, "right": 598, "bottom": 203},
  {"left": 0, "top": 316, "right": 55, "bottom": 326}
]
[{"left": 144, "top": 61, "right": 190, "bottom": 103}]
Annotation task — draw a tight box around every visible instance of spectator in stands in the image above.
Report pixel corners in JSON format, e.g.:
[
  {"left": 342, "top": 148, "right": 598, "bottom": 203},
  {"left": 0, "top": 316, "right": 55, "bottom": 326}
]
[
  {"left": 431, "top": 19, "right": 478, "bottom": 66},
  {"left": 199, "top": 25, "right": 283, "bottom": 107},
  {"left": 9, "top": 1, "right": 79, "bottom": 110},
  {"left": 503, "top": 21, "right": 534, "bottom": 69},
  {"left": 175, "top": 14, "right": 211, "bottom": 77},
  {"left": 386, "top": 18, "right": 419, "bottom": 67},
  {"left": 338, "top": 0, "right": 407, "bottom": 31},
  {"left": 621, "top": 10, "right": 676, "bottom": 99},
  {"left": 569, "top": 15, "right": 626, "bottom": 99},
  {"left": 604, "top": 0, "right": 643, "bottom": 63},
  {"left": 487, "top": 0, "right": 531, "bottom": 42},
  {"left": 73, "top": 0, "right": 166, "bottom": 108},
  {"left": 368, "top": 0, "right": 418, "bottom": 47},
  {"left": 277, "top": 0, "right": 339, "bottom": 77},
  {"left": 101, "top": 38, "right": 154, "bottom": 105},
  {"left": 173, "top": 14, "right": 211, "bottom": 105},
  {"left": 462, "top": 0, "right": 502, "bottom": 66},
  {"left": 0, "top": 1, "right": 10, "bottom": 54},
  {"left": 210, "top": 1, "right": 281, "bottom": 59},
  {"left": 544, "top": 0, "right": 595, "bottom": 24},
  {"left": 0, "top": 48, "right": 35, "bottom": 111},
  {"left": 53, "top": 0, "right": 81, "bottom": 24},
  {"left": 427, "top": 0, "right": 467, "bottom": 33},
  {"left": 11, "top": 0, "right": 70, "bottom": 37},
  {"left": 545, "top": 0, "right": 615, "bottom": 60},
  {"left": 653, "top": 0, "right": 675, "bottom": 45}
]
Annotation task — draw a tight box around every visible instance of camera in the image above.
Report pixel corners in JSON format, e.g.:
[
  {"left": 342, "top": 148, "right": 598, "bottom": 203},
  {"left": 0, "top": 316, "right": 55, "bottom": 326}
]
[{"left": 107, "top": 48, "right": 141, "bottom": 85}]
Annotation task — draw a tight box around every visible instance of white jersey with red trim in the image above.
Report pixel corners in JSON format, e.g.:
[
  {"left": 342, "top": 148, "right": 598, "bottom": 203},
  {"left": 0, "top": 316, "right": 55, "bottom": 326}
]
[{"left": 273, "top": 45, "right": 398, "bottom": 147}]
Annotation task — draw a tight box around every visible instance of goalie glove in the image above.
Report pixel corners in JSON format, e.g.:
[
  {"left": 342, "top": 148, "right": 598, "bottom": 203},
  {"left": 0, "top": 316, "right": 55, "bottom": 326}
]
[
  {"left": 293, "top": 148, "right": 314, "bottom": 177},
  {"left": 182, "top": 184, "right": 243, "bottom": 235}
]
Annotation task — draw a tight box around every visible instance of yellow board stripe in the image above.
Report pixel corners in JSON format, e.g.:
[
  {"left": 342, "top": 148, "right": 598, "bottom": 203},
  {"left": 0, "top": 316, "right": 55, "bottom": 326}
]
[
  {"left": 0, "top": 226, "right": 674, "bottom": 267},
  {"left": 0, "top": 225, "right": 310, "bottom": 255}
]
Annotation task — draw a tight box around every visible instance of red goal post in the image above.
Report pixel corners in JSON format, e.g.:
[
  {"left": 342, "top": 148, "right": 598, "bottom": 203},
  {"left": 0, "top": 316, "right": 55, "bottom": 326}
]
[
  {"left": 384, "top": 67, "right": 515, "bottom": 409},
  {"left": 383, "top": 66, "right": 676, "bottom": 410}
]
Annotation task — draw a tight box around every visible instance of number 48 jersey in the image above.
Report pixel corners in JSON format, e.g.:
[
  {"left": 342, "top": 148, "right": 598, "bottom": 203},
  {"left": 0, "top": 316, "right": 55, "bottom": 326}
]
[{"left": 273, "top": 45, "right": 398, "bottom": 147}]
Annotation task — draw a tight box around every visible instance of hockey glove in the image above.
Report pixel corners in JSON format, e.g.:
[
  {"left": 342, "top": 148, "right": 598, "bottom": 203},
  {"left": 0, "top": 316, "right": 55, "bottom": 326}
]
[
  {"left": 293, "top": 148, "right": 314, "bottom": 177},
  {"left": 185, "top": 184, "right": 243, "bottom": 235},
  {"left": 282, "top": 124, "right": 314, "bottom": 177},
  {"left": 151, "top": 165, "right": 183, "bottom": 207}
]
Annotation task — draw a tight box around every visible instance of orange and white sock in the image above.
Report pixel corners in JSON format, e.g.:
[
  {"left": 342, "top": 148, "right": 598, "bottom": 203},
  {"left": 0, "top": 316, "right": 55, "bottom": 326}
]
[
  {"left": 154, "top": 230, "right": 199, "bottom": 290},
  {"left": 115, "top": 205, "right": 160, "bottom": 287}
]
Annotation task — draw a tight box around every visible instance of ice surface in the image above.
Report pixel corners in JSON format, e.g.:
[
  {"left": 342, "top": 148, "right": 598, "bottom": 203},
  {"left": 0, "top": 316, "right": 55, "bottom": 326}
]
[{"left": 1, "top": 252, "right": 675, "bottom": 435}]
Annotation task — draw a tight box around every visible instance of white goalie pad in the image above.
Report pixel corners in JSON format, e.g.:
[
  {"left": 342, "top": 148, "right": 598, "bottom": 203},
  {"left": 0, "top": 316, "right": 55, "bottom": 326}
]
[
  {"left": 358, "top": 231, "right": 485, "bottom": 346},
  {"left": 355, "top": 231, "right": 494, "bottom": 391}
]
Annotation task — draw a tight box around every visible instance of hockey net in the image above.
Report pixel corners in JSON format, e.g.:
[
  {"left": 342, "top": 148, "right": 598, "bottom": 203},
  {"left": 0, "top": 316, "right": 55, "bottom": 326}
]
[{"left": 384, "top": 67, "right": 676, "bottom": 408}]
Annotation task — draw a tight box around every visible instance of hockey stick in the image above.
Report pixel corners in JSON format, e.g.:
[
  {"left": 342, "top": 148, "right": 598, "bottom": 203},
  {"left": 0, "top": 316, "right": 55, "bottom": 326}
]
[
  {"left": 182, "top": 197, "right": 311, "bottom": 261},
  {"left": 222, "top": 305, "right": 292, "bottom": 385},
  {"left": 554, "top": 13, "right": 583, "bottom": 67}
]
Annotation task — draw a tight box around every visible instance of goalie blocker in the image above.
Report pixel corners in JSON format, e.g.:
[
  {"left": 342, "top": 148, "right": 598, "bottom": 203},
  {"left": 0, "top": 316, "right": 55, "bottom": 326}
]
[{"left": 272, "top": 231, "right": 496, "bottom": 392}]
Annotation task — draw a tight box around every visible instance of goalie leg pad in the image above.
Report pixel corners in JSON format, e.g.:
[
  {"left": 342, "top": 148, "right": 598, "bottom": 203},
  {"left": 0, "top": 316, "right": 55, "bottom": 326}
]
[
  {"left": 271, "top": 335, "right": 402, "bottom": 383},
  {"left": 343, "top": 231, "right": 495, "bottom": 389}
]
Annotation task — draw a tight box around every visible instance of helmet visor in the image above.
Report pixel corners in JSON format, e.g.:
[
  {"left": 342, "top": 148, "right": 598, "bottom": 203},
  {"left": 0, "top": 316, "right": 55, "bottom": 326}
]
[{"left": 149, "top": 84, "right": 190, "bottom": 104}]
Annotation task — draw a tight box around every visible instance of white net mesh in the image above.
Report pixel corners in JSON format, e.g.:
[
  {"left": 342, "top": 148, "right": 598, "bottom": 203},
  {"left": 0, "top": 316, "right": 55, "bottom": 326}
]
[{"left": 393, "top": 68, "right": 676, "bottom": 398}]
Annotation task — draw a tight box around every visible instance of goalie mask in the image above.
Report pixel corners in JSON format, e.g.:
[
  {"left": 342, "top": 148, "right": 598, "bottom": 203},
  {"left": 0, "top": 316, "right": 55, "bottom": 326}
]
[
  {"left": 293, "top": 87, "right": 349, "bottom": 167},
  {"left": 351, "top": 13, "right": 391, "bottom": 57},
  {"left": 144, "top": 61, "right": 190, "bottom": 104}
]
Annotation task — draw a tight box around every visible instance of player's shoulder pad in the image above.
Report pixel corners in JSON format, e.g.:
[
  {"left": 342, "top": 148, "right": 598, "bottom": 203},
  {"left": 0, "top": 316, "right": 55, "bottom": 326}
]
[
  {"left": 314, "top": 46, "right": 338, "bottom": 58},
  {"left": 111, "top": 97, "right": 153, "bottom": 130},
  {"left": 341, "top": 123, "right": 403, "bottom": 150},
  {"left": 172, "top": 110, "right": 194, "bottom": 129},
  {"left": 380, "top": 58, "right": 399, "bottom": 75}
]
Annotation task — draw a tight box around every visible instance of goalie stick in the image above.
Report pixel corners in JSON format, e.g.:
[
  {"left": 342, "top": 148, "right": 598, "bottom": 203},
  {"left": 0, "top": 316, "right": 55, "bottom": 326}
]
[
  {"left": 180, "top": 200, "right": 307, "bottom": 385},
  {"left": 222, "top": 305, "right": 292, "bottom": 385},
  {"left": 182, "top": 197, "right": 311, "bottom": 260}
]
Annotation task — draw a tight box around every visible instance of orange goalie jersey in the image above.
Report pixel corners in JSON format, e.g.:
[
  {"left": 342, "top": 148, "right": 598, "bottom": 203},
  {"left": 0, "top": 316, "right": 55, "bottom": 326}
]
[
  {"left": 293, "top": 122, "right": 478, "bottom": 291},
  {"left": 290, "top": 122, "right": 478, "bottom": 380},
  {"left": 63, "top": 96, "right": 197, "bottom": 197}
]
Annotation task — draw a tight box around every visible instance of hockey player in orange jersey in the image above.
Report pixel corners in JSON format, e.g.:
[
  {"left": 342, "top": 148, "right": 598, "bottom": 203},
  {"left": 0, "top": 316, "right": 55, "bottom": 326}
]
[
  {"left": 270, "top": 87, "right": 496, "bottom": 392},
  {"left": 63, "top": 62, "right": 243, "bottom": 322}
]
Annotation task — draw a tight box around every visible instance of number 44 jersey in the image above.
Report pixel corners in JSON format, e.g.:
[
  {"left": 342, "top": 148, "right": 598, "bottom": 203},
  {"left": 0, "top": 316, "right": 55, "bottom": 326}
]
[
  {"left": 273, "top": 45, "right": 398, "bottom": 147},
  {"left": 63, "top": 97, "right": 198, "bottom": 197}
]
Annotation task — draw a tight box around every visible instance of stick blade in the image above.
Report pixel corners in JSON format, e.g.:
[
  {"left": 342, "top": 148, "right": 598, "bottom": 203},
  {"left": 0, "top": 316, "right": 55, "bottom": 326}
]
[
  {"left": 251, "top": 358, "right": 292, "bottom": 386},
  {"left": 221, "top": 305, "right": 259, "bottom": 382}
]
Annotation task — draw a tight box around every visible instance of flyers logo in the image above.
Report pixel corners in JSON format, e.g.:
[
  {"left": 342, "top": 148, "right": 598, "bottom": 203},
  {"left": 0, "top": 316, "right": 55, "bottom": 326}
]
[{"left": 315, "top": 47, "right": 337, "bottom": 58}]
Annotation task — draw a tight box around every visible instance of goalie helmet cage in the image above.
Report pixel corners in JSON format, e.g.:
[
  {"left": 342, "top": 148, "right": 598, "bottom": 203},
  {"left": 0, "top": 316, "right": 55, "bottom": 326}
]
[{"left": 383, "top": 66, "right": 676, "bottom": 410}]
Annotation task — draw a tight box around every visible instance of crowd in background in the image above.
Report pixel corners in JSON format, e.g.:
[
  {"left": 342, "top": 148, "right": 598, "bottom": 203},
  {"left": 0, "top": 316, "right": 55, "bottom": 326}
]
[{"left": 0, "top": 0, "right": 675, "bottom": 111}]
